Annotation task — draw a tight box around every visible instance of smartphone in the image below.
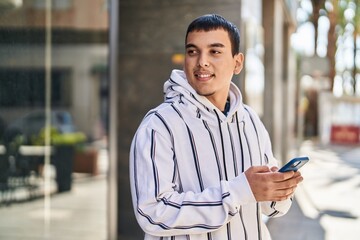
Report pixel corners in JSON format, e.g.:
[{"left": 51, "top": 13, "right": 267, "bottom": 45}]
[{"left": 278, "top": 156, "right": 309, "bottom": 172}]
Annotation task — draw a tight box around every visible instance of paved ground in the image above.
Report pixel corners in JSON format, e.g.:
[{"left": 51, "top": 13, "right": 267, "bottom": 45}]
[
  {"left": 267, "top": 140, "right": 360, "bottom": 240},
  {"left": 0, "top": 174, "right": 107, "bottom": 240}
]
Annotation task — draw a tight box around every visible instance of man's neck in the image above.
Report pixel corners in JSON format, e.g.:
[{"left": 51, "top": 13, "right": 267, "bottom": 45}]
[{"left": 206, "top": 94, "right": 229, "bottom": 112}]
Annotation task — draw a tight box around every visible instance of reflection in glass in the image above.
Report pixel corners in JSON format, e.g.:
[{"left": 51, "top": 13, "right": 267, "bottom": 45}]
[{"left": 0, "top": 0, "right": 109, "bottom": 239}]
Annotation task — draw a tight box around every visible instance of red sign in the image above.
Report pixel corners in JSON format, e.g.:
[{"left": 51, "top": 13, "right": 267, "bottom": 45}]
[{"left": 330, "top": 125, "right": 360, "bottom": 144}]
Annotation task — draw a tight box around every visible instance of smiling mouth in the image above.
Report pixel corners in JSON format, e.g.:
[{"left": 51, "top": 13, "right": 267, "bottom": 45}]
[{"left": 194, "top": 72, "right": 215, "bottom": 80}]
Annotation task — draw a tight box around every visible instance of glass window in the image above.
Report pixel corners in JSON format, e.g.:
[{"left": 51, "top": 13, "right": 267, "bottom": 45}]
[{"left": 0, "top": 1, "right": 109, "bottom": 239}]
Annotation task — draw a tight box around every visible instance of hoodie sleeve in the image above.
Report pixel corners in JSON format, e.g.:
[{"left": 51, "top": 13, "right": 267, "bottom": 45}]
[
  {"left": 244, "top": 105, "right": 294, "bottom": 218},
  {"left": 260, "top": 130, "right": 293, "bottom": 218},
  {"left": 129, "top": 124, "right": 257, "bottom": 237}
]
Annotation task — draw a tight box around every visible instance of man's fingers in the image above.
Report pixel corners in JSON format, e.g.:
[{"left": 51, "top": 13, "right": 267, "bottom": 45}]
[
  {"left": 274, "top": 175, "right": 303, "bottom": 190},
  {"left": 273, "top": 170, "right": 303, "bottom": 182},
  {"left": 276, "top": 187, "right": 297, "bottom": 200},
  {"left": 245, "top": 166, "right": 303, "bottom": 202},
  {"left": 270, "top": 166, "right": 279, "bottom": 172}
]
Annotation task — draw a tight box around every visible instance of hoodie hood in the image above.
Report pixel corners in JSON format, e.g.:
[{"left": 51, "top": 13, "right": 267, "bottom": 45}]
[{"left": 164, "top": 69, "right": 245, "bottom": 123}]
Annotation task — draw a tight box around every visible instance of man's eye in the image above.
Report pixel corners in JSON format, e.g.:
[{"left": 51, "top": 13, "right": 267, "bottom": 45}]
[
  {"left": 187, "top": 49, "right": 198, "bottom": 55},
  {"left": 211, "top": 50, "right": 221, "bottom": 54}
]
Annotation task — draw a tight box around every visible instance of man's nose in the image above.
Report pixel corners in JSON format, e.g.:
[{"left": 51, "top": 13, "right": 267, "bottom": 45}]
[{"left": 198, "top": 54, "right": 209, "bottom": 68}]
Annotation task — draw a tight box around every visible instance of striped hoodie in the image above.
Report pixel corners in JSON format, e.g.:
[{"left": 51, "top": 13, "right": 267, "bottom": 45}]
[{"left": 130, "top": 69, "right": 292, "bottom": 240}]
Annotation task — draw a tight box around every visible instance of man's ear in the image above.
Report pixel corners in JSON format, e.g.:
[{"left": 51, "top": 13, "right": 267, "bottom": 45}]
[{"left": 234, "top": 53, "right": 244, "bottom": 75}]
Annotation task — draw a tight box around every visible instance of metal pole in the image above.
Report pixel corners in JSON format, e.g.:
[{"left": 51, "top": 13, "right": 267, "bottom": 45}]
[
  {"left": 44, "top": 0, "right": 52, "bottom": 237},
  {"left": 108, "top": 0, "right": 119, "bottom": 239}
]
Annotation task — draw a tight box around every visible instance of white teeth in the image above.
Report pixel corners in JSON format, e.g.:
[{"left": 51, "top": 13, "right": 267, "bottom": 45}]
[{"left": 198, "top": 74, "right": 211, "bottom": 78}]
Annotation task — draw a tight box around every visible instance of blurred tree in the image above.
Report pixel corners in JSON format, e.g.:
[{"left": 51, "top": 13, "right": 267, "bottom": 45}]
[
  {"left": 306, "top": 0, "right": 337, "bottom": 90},
  {"left": 324, "top": 0, "right": 339, "bottom": 91},
  {"left": 350, "top": 0, "right": 360, "bottom": 94},
  {"left": 333, "top": 0, "right": 360, "bottom": 94},
  {"left": 308, "top": 0, "right": 359, "bottom": 94},
  {"left": 310, "top": 0, "right": 326, "bottom": 51}
]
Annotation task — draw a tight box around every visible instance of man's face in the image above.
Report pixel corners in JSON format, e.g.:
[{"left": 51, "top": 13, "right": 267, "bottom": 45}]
[{"left": 184, "top": 29, "right": 244, "bottom": 107}]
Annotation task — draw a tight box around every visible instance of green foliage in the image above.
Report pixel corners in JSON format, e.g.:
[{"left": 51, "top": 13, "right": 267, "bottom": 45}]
[
  {"left": 8, "top": 134, "right": 25, "bottom": 153},
  {"left": 31, "top": 127, "right": 87, "bottom": 146}
]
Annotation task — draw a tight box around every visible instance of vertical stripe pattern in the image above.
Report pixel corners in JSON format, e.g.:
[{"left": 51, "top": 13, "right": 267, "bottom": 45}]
[{"left": 129, "top": 70, "right": 293, "bottom": 240}]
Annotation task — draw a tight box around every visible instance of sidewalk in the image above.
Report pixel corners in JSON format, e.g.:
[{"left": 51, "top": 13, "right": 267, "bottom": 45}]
[
  {"left": 0, "top": 143, "right": 109, "bottom": 240},
  {"left": 0, "top": 174, "right": 107, "bottom": 240},
  {"left": 267, "top": 140, "right": 360, "bottom": 240}
]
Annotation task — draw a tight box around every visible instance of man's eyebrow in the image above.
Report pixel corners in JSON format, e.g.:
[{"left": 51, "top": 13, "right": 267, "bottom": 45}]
[
  {"left": 185, "top": 43, "right": 225, "bottom": 49},
  {"left": 209, "top": 43, "right": 225, "bottom": 48},
  {"left": 185, "top": 43, "right": 197, "bottom": 49}
]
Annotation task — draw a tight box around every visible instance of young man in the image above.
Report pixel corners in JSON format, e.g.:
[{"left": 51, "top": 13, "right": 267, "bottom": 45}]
[{"left": 130, "top": 14, "right": 303, "bottom": 240}]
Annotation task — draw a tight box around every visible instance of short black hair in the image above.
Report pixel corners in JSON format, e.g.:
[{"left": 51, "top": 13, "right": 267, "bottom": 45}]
[{"left": 185, "top": 14, "right": 240, "bottom": 56}]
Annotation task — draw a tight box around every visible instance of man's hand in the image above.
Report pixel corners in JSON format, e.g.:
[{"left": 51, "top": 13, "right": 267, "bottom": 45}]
[{"left": 244, "top": 166, "right": 303, "bottom": 202}]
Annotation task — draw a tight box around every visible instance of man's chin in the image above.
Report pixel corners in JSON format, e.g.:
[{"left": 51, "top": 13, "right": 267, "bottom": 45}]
[{"left": 196, "top": 91, "right": 215, "bottom": 97}]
